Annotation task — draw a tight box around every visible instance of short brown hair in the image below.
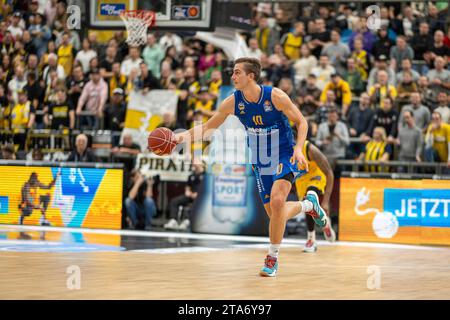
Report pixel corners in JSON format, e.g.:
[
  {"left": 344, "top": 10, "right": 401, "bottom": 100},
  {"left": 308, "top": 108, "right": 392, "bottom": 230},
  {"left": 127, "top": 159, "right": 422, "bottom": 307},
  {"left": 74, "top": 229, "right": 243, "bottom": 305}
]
[{"left": 234, "top": 57, "right": 261, "bottom": 82}]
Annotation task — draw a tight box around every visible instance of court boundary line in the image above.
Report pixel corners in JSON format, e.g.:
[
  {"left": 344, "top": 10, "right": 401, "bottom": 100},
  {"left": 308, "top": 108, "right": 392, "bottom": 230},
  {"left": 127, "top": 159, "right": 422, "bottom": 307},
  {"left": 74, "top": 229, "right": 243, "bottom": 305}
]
[{"left": 0, "top": 224, "right": 447, "bottom": 251}]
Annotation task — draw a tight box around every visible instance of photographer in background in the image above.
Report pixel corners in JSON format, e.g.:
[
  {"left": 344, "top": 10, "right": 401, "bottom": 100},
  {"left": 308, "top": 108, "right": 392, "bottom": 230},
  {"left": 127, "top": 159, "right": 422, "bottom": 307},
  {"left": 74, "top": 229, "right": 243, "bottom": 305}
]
[
  {"left": 164, "top": 163, "right": 204, "bottom": 231},
  {"left": 125, "top": 169, "right": 157, "bottom": 230}
]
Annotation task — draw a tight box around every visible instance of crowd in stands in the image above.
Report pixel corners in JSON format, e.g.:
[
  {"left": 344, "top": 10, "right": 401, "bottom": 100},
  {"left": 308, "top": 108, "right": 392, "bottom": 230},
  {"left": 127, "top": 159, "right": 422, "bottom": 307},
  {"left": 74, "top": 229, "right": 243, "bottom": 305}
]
[
  {"left": 249, "top": 2, "right": 450, "bottom": 173},
  {"left": 0, "top": 1, "right": 449, "bottom": 228}
]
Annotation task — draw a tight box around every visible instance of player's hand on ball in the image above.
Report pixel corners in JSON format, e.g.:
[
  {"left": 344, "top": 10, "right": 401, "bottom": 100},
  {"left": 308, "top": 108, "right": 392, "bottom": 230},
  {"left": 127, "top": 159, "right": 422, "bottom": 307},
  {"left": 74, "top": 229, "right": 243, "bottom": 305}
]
[{"left": 174, "top": 131, "right": 190, "bottom": 144}]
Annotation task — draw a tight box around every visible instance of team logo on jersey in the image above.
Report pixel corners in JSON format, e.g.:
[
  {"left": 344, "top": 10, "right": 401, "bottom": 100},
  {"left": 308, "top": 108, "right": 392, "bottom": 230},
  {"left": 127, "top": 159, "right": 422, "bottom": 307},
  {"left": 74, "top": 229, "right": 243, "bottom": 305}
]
[
  {"left": 263, "top": 100, "right": 273, "bottom": 112},
  {"left": 238, "top": 102, "right": 245, "bottom": 115}
]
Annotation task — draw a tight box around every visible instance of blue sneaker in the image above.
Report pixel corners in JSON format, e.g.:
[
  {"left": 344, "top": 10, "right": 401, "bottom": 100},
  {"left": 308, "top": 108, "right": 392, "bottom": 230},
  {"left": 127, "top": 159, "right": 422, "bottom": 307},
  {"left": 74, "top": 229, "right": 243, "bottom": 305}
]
[
  {"left": 259, "top": 255, "right": 278, "bottom": 277},
  {"left": 305, "top": 191, "right": 328, "bottom": 228}
]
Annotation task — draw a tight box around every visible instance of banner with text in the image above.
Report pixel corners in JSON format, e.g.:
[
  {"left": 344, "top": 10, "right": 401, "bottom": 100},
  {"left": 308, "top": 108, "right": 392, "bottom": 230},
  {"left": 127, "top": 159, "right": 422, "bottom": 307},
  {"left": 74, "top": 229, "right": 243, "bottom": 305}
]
[
  {"left": 339, "top": 178, "right": 450, "bottom": 245},
  {"left": 122, "top": 90, "right": 179, "bottom": 151},
  {"left": 136, "top": 154, "right": 197, "bottom": 182}
]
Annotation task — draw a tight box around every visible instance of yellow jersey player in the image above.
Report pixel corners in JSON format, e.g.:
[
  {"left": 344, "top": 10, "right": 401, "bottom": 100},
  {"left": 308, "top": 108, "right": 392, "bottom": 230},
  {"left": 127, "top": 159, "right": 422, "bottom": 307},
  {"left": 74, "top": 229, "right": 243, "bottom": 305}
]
[{"left": 295, "top": 140, "right": 336, "bottom": 252}]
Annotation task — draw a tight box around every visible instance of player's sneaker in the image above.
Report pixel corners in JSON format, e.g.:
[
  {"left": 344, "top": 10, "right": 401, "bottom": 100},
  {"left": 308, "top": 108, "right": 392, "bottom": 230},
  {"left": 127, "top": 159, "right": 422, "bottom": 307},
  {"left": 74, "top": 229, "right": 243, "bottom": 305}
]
[
  {"left": 305, "top": 191, "right": 328, "bottom": 228},
  {"left": 259, "top": 255, "right": 278, "bottom": 277},
  {"left": 323, "top": 218, "right": 336, "bottom": 242},
  {"left": 178, "top": 219, "right": 190, "bottom": 231},
  {"left": 164, "top": 219, "right": 179, "bottom": 230},
  {"left": 39, "top": 216, "right": 51, "bottom": 226},
  {"left": 303, "top": 239, "right": 317, "bottom": 253}
]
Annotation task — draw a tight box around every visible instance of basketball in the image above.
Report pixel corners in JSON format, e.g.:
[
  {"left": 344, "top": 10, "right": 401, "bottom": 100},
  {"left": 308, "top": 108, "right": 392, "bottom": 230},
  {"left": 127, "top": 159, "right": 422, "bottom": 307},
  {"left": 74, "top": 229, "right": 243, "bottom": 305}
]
[{"left": 148, "top": 127, "right": 177, "bottom": 155}]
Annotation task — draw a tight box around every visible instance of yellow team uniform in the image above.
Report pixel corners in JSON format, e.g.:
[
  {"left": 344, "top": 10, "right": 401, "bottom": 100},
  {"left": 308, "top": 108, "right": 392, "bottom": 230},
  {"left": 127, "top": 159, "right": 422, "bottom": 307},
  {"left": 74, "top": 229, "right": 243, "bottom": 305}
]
[
  {"left": 320, "top": 79, "right": 352, "bottom": 106},
  {"left": 57, "top": 44, "right": 74, "bottom": 77},
  {"left": 109, "top": 74, "right": 127, "bottom": 98},
  {"left": 368, "top": 84, "right": 398, "bottom": 109},
  {"left": 363, "top": 140, "right": 391, "bottom": 172},
  {"left": 194, "top": 100, "right": 214, "bottom": 123},
  {"left": 283, "top": 33, "right": 302, "bottom": 60},
  {"left": 187, "top": 80, "right": 201, "bottom": 109},
  {"left": 208, "top": 79, "right": 222, "bottom": 97},
  {"left": 295, "top": 141, "right": 327, "bottom": 198},
  {"left": 426, "top": 123, "right": 450, "bottom": 162},
  {"left": 4, "top": 101, "right": 32, "bottom": 132},
  {"left": 351, "top": 50, "right": 369, "bottom": 81},
  {"left": 190, "top": 100, "right": 214, "bottom": 154},
  {"left": 0, "top": 103, "right": 7, "bottom": 129},
  {"left": 255, "top": 28, "right": 270, "bottom": 54}
]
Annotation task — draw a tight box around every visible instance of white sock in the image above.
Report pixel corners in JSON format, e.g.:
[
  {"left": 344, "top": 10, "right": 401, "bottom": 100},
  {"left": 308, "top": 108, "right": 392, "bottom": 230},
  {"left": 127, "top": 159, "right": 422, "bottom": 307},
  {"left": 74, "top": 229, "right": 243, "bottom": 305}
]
[
  {"left": 268, "top": 244, "right": 281, "bottom": 258},
  {"left": 307, "top": 231, "right": 316, "bottom": 242},
  {"left": 293, "top": 200, "right": 313, "bottom": 220},
  {"left": 300, "top": 199, "right": 313, "bottom": 213}
]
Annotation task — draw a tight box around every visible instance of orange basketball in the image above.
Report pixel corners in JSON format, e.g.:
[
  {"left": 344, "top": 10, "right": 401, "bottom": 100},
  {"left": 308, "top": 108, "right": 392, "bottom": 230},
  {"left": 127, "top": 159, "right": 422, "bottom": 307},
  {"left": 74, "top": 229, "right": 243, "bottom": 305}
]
[
  {"left": 188, "top": 6, "right": 199, "bottom": 17},
  {"left": 148, "top": 127, "right": 177, "bottom": 156}
]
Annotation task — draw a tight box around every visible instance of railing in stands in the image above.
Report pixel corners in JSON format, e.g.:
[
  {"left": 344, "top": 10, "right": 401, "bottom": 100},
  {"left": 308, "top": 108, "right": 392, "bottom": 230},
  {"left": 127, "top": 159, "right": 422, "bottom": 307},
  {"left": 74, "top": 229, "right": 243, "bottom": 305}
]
[{"left": 336, "top": 159, "right": 449, "bottom": 176}]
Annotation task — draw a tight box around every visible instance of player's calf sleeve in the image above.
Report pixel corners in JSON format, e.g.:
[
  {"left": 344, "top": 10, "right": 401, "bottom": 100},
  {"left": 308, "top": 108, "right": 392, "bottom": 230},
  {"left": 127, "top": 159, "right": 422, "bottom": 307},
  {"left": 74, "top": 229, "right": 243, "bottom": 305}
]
[{"left": 306, "top": 213, "right": 315, "bottom": 232}]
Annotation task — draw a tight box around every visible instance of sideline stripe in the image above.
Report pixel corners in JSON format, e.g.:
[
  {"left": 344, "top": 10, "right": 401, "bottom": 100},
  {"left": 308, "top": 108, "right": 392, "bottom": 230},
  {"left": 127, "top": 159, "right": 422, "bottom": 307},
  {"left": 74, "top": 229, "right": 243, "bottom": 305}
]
[{"left": 0, "top": 224, "right": 447, "bottom": 251}]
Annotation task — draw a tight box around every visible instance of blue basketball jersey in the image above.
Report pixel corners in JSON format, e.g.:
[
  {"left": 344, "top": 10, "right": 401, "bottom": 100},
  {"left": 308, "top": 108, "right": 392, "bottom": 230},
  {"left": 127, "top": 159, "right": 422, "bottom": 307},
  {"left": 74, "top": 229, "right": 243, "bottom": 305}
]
[
  {"left": 233, "top": 85, "right": 296, "bottom": 165},
  {"left": 233, "top": 85, "right": 306, "bottom": 204}
]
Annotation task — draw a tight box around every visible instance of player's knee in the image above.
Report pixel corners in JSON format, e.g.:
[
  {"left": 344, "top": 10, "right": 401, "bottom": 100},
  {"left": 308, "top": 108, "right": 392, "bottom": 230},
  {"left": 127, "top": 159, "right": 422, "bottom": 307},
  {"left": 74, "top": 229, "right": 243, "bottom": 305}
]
[{"left": 269, "top": 195, "right": 285, "bottom": 215}]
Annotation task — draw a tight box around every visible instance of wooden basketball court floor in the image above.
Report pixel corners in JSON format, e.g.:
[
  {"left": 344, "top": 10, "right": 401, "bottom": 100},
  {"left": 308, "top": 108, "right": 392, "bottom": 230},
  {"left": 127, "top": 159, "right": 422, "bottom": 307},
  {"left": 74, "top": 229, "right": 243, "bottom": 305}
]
[{"left": 0, "top": 225, "right": 449, "bottom": 300}]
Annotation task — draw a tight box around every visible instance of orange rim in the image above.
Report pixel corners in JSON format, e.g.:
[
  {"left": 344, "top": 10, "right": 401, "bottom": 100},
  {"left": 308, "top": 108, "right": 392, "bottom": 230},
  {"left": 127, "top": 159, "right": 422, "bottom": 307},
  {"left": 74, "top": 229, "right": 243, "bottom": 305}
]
[{"left": 120, "top": 10, "right": 155, "bottom": 26}]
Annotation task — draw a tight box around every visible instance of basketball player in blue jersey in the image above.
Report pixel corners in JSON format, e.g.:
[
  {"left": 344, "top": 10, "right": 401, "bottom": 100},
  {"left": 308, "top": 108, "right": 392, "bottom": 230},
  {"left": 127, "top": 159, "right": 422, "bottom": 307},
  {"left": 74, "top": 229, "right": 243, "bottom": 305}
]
[{"left": 175, "top": 57, "right": 328, "bottom": 277}]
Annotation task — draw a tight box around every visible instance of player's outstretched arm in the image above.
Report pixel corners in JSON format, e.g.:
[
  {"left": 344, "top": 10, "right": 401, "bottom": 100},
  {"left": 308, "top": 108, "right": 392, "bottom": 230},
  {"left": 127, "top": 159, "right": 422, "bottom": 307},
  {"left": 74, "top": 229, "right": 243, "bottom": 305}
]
[
  {"left": 271, "top": 87, "right": 309, "bottom": 171},
  {"left": 175, "top": 95, "right": 235, "bottom": 144}
]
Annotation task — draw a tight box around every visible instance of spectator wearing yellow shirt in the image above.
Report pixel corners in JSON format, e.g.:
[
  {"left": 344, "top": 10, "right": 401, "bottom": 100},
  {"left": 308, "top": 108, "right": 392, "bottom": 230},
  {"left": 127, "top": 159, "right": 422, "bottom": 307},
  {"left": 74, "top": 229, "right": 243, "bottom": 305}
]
[
  {"left": 368, "top": 70, "right": 397, "bottom": 109},
  {"left": 184, "top": 67, "right": 200, "bottom": 109},
  {"left": 57, "top": 32, "right": 75, "bottom": 77},
  {"left": 357, "top": 126, "right": 392, "bottom": 173},
  {"left": 320, "top": 73, "right": 352, "bottom": 117},
  {"left": 350, "top": 37, "right": 369, "bottom": 81},
  {"left": 109, "top": 62, "right": 127, "bottom": 100},
  {"left": 7, "top": 89, "right": 35, "bottom": 131},
  {"left": 425, "top": 111, "right": 450, "bottom": 168},
  {"left": 208, "top": 69, "right": 222, "bottom": 101},
  {"left": 5, "top": 89, "right": 35, "bottom": 150},
  {"left": 253, "top": 16, "right": 279, "bottom": 55},
  {"left": 190, "top": 87, "right": 215, "bottom": 155},
  {"left": 194, "top": 87, "right": 215, "bottom": 123},
  {"left": 280, "top": 22, "right": 304, "bottom": 61}
]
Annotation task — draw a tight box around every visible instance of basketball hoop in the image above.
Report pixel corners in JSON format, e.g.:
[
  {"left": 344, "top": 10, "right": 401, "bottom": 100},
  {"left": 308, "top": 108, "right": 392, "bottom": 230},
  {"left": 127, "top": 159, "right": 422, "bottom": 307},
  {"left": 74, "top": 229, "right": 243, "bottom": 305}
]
[{"left": 120, "top": 10, "right": 156, "bottom": 47}]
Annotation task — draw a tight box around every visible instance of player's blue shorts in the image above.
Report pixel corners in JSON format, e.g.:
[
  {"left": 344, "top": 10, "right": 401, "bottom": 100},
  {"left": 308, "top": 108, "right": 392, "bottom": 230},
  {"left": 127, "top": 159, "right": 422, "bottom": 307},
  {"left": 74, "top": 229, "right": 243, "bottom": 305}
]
[{"left": 252, "top": 151, "right": 307, "bottom": 204}]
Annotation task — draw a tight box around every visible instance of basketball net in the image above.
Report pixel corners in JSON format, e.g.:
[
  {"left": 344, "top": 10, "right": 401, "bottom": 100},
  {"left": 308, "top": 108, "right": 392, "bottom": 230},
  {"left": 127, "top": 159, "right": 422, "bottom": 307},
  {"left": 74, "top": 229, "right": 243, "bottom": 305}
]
[{"left": 120, "top": 10, "right": 155, "bottom": 47}]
